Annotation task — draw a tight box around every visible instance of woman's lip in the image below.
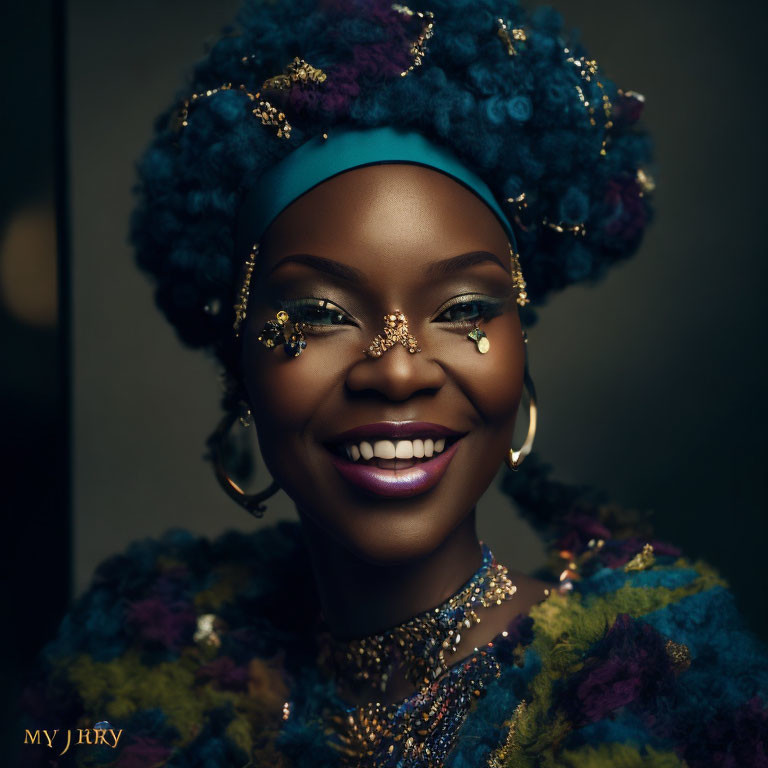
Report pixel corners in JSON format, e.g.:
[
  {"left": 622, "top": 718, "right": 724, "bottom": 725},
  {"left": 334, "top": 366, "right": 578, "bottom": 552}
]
[
  {"left": 328, "top": 438, "right": 462, "bottom": 499},
  {"left": 329, "top": 421, "right": 465, "bottom": 443}
]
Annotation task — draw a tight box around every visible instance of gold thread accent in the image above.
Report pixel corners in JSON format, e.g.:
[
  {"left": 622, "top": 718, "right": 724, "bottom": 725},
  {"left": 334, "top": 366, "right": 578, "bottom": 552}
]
[
  {"left": 172, "top": 54, "right": 326, "bottom": 140},
  {"left": 487, "top": 700, "right": 527, "bottom": 767},
  {"left": 541, "top": 218, "right": 587, "bottom": 237},
  {"left": 509, "top": 244, "right": 529, "bottom": 307},
  {"left": 261, "top": 56, "right": 327, "bottom": 90},
  {"left": 172, "top": 83, "right": 257, "bottom": 134},
  {"left": 564, "top": 48, "right": 614, "bottom": 158},
  {"left": 496, "top": 19, "right": 527, "bottom": 56},
  {"left": 624, "top": 543, "right": 656, "bottom": 572},
  {"left": 365, "top": 310, "right": 421, "bottom": 358},
  {"left": 233, "top": 243, "right": 258, "bottom": 336},
  {"left": 392, "top": 5, "right": 435, "bottom": 77},
  {"left": 251, "top": 97, "right": 292, "bottom": 139}
]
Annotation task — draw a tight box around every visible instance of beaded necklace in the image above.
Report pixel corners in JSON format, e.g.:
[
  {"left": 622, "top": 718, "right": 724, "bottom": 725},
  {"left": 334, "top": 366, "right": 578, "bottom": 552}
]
[{"left": 292, "top": 544, "right": 525, "bottom": 767}]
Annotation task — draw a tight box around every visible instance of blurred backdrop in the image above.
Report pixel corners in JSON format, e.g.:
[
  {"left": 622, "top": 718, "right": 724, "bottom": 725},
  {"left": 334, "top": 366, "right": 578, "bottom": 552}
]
[{"left": 3, "top": 0, "right": 768, "bottom": 760}]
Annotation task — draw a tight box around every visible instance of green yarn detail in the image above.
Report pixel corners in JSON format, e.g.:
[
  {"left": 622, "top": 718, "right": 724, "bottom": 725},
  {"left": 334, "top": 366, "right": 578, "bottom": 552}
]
[
  {"left": 548, "top": 742, "right": 689, "bottom": 768},
  {"left": 64, "top": 651, "right": 242, "bottom": 745},
  {"left": 495, "top": 558, "right": 726, "bottom": 765}
]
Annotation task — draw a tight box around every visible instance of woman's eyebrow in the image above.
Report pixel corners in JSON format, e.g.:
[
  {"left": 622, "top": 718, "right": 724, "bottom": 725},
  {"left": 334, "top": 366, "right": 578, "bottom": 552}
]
[
  {"left": 267, "top": 253, "right": 365, "bottom": 283},
  {"left": 425, "top": 250, "right": 509, "bottom": 277},
  {"left": 267, "top": 250, "right": 507, "bottom": 282}
]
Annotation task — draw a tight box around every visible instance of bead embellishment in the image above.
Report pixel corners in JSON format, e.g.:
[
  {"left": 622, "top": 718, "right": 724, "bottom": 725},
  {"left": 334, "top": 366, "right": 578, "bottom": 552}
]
[
  {"left": 366, "top": 310, "right": 421, "bottom": 358},
  {"left": 665, "top": 639, "right": 692, "bottom": 674},
  {"left": 258, "top": 310, "right": 308, "bottom": 357},
  {"left": 317, "top": 544, "right": 524, "bottom": 766},
  {"left": 468, "top": 327, "right": 490, "bottom": 353}
]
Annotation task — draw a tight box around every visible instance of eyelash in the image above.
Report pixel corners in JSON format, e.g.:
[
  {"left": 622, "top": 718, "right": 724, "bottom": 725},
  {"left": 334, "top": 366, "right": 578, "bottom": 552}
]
[
  {"left": 279, "top": 298, "right": 356, "bottom": 329},
  {"left": 432, "top": 295, "right": 507, "bottom": 325},
  {"left": 278, "top": 294, "right": 507, "bottom": 330}
]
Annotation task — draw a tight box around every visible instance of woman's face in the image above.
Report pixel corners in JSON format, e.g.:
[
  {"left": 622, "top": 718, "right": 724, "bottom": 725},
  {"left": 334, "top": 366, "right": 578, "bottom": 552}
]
[{"left": 241, "top": 163, "right": 525, "bottom": 564}]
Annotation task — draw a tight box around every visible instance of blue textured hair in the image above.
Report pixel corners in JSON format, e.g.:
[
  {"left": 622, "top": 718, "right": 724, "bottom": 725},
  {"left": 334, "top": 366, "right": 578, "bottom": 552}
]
[{"left": 130, "top": 0, "right": 653, "bottom": 374}]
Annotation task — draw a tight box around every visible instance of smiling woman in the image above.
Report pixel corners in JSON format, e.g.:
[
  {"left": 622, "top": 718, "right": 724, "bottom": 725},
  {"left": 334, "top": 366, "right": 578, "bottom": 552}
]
[{"left": 20, "top": 0, "right": 768, "bottom": 766}]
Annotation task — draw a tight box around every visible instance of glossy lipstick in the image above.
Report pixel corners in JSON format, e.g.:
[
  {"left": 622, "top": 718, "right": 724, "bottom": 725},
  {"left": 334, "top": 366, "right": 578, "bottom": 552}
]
[{"left": 327, "top": 422, "right": 465, "bottom": 498}]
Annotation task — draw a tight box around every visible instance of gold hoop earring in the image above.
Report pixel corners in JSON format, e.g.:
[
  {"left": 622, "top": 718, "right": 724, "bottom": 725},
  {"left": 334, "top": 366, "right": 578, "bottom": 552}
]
[
  {"left": 205, "top": 407, "right": 279, "bottom": 517},
  {"left": 506, "top": 366, "right": 537, "bottom": 471}
]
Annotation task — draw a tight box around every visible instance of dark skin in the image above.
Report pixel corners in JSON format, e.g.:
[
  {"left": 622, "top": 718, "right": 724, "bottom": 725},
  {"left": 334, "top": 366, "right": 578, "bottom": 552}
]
[{"left": 240, "top": 163, "right": 555, "bottom": 703}]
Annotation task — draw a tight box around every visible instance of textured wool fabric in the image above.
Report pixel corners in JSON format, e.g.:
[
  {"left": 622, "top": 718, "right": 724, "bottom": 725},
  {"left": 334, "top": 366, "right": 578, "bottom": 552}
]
[{"left": 20, "top": 512, "right": 768, "bottom": 767}]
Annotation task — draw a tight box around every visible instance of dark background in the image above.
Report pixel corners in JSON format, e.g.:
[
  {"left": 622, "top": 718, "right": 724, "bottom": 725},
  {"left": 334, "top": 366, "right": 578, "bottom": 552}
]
[{"left": 3, "top": 0, "right": 767, "bottom": 762}]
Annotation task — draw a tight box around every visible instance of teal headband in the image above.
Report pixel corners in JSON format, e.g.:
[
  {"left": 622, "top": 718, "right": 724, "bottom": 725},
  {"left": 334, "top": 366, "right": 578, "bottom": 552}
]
[{"left": 237, "top": 125, "right": 518, "bottom": 250}]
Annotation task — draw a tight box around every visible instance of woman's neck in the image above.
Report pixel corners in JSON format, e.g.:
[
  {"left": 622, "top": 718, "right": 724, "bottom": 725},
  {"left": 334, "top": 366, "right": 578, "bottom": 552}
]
[{"left": 297, "top": 509, "right": 483, "bottom": 639}]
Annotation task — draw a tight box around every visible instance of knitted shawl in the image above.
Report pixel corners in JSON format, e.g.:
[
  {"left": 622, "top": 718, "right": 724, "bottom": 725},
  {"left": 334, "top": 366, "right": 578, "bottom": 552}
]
[{"left": 20, "top": 519, "right": 768, "bottom": 768}]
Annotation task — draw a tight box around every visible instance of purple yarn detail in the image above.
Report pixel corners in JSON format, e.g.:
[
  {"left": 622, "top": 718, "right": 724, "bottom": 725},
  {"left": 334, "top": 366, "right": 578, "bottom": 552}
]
[
  {"left": 557, "top": 614, "right": 676, "bottom": 727},
  {"left": 603, "top": 177, "right": 649, "bottom": 243},
  {"left": 113, "top": 737, "right": 173, "bottom": 768},
  {"left": 124, "top": 597, "right": 197, "bottom": 652},
  {"left": 555, "top": 513, "right": 613, "bottom": 554},
  {"left": 196, "top": 657, "right": 250, "bottom": 692},
  {"left": 277, "top": 0, "right": 418, "bottom": 119}
]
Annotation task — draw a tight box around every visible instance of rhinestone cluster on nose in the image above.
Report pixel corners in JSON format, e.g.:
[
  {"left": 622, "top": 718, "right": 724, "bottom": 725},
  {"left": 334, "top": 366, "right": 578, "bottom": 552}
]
[{"left": 366, "top": 310, "right": 421, "bottom": 358}]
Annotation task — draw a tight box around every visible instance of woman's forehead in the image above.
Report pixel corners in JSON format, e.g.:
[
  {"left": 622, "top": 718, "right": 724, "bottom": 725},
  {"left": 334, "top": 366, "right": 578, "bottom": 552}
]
[{"left": 259, "top": 163, "right": 510, "bottom": 262}]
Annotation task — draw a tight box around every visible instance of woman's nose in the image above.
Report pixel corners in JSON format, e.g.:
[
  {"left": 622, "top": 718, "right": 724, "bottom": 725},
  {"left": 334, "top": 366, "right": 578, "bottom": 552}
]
[{"left": 345, "top": 341, "right": 447, "bottom": 401}]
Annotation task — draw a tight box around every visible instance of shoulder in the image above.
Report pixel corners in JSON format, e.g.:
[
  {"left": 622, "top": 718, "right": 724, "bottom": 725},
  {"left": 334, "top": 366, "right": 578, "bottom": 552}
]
[
  {"left": 20, "top": 521, "right": 312, "bottom": 767},
  {"left": 513, "top": 537, "right": 768, "bottom": 766}
]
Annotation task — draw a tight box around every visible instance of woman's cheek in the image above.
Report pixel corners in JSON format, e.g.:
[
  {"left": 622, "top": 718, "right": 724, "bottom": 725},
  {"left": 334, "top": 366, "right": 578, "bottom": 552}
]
[{"left": 441, "top": 315, "right": 525, "bottom": 426}]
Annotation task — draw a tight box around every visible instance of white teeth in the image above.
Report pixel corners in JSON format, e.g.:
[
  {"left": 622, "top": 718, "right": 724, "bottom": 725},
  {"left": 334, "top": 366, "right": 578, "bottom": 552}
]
[
  {"left": 342, "top": 437, "right": 452, "bottom": 461},
  {"left": 395, "top": 441, "right": 414, "bottom": 459},
  {"left": 373, "top": 440, "right": 396, "bottom": 459}
]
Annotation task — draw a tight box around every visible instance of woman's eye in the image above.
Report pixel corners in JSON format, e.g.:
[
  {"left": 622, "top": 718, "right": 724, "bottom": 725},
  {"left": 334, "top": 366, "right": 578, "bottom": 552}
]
[
  {"left": 435, "top": 300, "right": 497, "bottom": 324},
  {"left": 285, "top": 300, "right": 354, "bottom": 327}
]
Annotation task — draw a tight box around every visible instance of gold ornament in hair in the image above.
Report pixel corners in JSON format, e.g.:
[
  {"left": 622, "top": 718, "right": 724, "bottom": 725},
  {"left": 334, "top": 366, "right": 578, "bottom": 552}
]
[
  {"left": 391, "top": 5, "right": 435, "bottom": 77},
  {"left": 262, "top": 56, "right": 327, "bottom": 90},
  {"left": 541, "top": 218, "right": 587, "bottom": 237},
  {"left": 509, "top": 244, "right": 529, "bottom": 307},
  {"left": 496, "top": 19, "right": 527, "bottom": 56},
  {"left": 233, "top": 243, "right": 258, "bottom": 336},
  {"left": 564, "top": 47, "right": 614, "bottom": 158},
  {"left": 366, "top": 310, "right": 421, "bottom": 358},
  {"left": 171, "top": 57, "right": 327, "bottom": 141}
]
